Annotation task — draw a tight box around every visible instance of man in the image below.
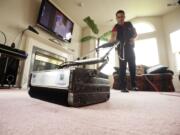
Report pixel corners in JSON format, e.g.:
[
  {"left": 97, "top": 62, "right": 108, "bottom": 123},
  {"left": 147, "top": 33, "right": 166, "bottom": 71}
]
[{"left": 110, "top": 10, "right": 138, "bottom": 92}]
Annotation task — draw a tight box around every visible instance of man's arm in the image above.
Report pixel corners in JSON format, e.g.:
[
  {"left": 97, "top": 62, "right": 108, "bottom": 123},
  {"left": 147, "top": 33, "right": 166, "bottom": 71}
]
[
  {"left": 128, "top": 22, "right": 137, "bottom": 44},
  {"left": 110, "top": 31, "right": 117, "bottom": 43},
  {"left": 109, "top": 25, "right": 117, "bottom": 43},
  {"left": 132, "top": 28, "right": 137, "bottom": 38},
  {"left": 128, "top": 22, "right": 137, "bottom": 38}
]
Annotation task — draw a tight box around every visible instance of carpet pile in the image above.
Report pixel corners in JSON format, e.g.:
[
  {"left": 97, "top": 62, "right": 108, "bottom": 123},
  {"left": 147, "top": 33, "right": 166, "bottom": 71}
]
[{"left": 0, "top": 90, "right": 180, "bottom": 135}]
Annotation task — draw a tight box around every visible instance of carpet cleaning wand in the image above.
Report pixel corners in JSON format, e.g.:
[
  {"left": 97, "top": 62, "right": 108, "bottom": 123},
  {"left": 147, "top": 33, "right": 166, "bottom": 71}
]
[
  {"left": 59, "top": 41, "right": 120, "bottom": 69},
  {"left": 118, "top": 42, "right": 126, "bottom": 61}
]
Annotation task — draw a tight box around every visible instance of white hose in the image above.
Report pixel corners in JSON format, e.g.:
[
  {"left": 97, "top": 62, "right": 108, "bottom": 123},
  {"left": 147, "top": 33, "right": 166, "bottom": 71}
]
[{"left": 118, "top": 43, "right": 125, "bottom": 61}]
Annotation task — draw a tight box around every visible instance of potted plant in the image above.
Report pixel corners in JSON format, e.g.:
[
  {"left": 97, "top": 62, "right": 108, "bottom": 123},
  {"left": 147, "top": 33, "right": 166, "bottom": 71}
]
[{"left": 80, "top": 16, "right": 112, "bottom": 57}]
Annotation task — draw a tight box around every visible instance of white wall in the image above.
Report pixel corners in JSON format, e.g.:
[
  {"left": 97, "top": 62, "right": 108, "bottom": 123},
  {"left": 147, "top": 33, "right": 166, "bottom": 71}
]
[
  {"left": 131, "top": 16, "right": 169, "bottom": 66},
  {"left": 0, "top": 0, "right": 82, "bottom": 58},
  {"left": 163, "top": 8, "right": 180, "bottom": 71},
  {"left": 163, "top": 8, "right": 180, "bottom": 91},
  {"left": 0, "top": 0, "right": 82, "bottom": 88},
  {"left": 80, "top": 27, "right": 97, "bottom": 69}
]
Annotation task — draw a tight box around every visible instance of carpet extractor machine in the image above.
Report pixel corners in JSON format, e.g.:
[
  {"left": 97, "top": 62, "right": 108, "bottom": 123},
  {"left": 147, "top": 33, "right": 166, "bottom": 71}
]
[{"left": 29, "top": 41, "right": 120, "bottom": 107}]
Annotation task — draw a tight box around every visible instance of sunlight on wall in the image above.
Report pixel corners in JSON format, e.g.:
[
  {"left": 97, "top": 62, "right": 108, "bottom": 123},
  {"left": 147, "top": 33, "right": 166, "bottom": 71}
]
[
  {"left": 170, "top": 29, "right": 180, "bottom": 70},
  {"left": 175, "top": 53, "right": 180, "bottom": 71},
  {"left": 170, "top": 29, "right": 180, "bottom": 53},
  {"left": 133, "top": 22, "right": 155, "bottom": 34},
  {"left": 99, "top": 40, "right": 115, "bottom": 75},
  {"left": 135, "top": 38, "right": 159, "bottom": 66}
]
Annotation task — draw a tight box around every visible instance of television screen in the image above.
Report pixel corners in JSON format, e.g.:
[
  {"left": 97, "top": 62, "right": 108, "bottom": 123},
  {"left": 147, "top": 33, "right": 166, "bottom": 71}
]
[{"left": 37, "top": 0, "right": 74, "bottom": 43}]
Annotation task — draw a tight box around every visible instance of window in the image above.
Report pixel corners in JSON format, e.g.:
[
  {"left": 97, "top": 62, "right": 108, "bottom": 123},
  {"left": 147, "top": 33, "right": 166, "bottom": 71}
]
[
  {"left": 135, "top": 38, "right": 159, "bottom": 66},
  {"left": 170, "top": 29, "right": 180, "bottom": 70},
  {"left": 175, "top": 53, "right": 180, "bottom": 71},
  {"left": 98, "top": 40, "right": 115, "bottom": 75},
  {"left": 170, "top": 29, "right": 180, "bottom": 53},
  {"left": 133, "top": 22, "right": 155, "bottom": 34}
]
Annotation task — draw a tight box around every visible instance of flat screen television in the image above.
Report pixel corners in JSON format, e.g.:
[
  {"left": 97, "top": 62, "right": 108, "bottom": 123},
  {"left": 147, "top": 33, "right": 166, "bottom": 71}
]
[{"left": 37, "top": 0, "right": 74, "bottom": 43}]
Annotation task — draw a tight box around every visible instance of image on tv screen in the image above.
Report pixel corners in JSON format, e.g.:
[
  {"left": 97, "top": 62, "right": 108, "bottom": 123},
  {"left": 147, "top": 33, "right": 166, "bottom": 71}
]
[
  {"left": 38, "top": 0, "right": 73, "bottom": 42},
  {"left": 53, "top": 11, "right": 73, "bottom": 41}
]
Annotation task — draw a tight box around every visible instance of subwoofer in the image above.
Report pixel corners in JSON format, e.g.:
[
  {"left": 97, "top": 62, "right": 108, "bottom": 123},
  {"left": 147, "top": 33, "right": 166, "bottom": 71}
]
[{"left": 0, "top": 55, "right": 19, "bottom": 87}]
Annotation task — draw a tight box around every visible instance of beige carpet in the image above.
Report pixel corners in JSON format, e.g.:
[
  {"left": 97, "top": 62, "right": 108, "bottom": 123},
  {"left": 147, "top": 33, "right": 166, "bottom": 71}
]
[{"left": 0, "top": 89, "right": 180, "bottom": 135}]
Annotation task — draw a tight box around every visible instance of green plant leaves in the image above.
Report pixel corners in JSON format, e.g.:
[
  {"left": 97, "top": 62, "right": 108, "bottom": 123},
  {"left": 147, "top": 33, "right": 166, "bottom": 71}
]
[
  {"left": 83, "top": 16, "right": 99, "bottom": 34},
  {"left": 99, "top": 30, "right": 112, "bottom": 39},
  {"left": 81, "top": 17, "right": 112, "bottom": 43},
  {"left": 80, "top": 36, "right": 97, "bottom": 42},
  {"left": 99, "top": 37, "right": 109, "bottom": 42}
]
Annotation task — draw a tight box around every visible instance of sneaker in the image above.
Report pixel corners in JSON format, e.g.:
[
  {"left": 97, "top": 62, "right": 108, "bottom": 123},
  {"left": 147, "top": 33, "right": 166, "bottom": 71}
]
[
  {"left": 132, "top": 87, "right": 139, "bottom": 91},
  {"left": 121, "top": 88, "right": 129, "bottom": 93}
]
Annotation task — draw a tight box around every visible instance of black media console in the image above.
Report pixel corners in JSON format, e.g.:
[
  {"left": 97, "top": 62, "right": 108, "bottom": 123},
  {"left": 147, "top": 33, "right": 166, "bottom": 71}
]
[{"left": 0, "top": 44, "right": 27, "bottom": 88}]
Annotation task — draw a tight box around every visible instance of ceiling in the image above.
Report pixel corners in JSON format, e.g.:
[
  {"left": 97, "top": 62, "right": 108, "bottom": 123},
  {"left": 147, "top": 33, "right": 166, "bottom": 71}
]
[{"left": 53, "top": 0, "right": 178, "bottom": 27}]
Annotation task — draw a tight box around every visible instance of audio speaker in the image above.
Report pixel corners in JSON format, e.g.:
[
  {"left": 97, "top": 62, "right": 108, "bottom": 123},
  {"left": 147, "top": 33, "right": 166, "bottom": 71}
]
[{"left": 0, "top": 54, "right": 19, "bottom": 87}]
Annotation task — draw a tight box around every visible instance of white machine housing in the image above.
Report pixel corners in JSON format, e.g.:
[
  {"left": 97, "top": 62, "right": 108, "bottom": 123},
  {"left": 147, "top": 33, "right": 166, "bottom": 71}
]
[{"left": 30, "top": 69, "right": 71, "bottom": 90}]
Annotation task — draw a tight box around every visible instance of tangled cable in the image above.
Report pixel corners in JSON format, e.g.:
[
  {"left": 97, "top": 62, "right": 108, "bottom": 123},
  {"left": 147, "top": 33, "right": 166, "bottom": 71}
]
[{"left": 0, "top": 30, "right": 7, "bottom": 45}]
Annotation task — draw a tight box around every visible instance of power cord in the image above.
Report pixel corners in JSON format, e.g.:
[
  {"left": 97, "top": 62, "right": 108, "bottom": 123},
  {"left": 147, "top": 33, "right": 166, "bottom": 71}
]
[
  {"left": 11, "top": 25, "right": 38, "bottom": 48},
  {"left": 0, "top": 30, "right": 7, "bottom": 45}
]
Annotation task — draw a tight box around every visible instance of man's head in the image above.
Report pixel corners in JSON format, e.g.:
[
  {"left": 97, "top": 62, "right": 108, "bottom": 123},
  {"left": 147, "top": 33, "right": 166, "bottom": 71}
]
[{"left": 116, "top": 10, "right": 125, "bottom": 24}]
